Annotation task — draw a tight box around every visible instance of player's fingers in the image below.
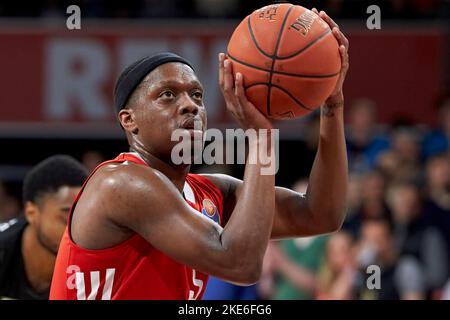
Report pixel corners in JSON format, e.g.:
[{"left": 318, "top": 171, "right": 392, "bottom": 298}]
[
  {"left": 342, "top": 33, "right": 349, "bottom": 50},
  {"left": 218, "top": 53, "right": 225, "bottom": 88},
  {"left": 334, "top": 28, "right": 349, "bottom": 50},
  {"left": 311, "top": 8, "right": 319, "bottom": 14},
  {"left": 320, "top": 10, "right": 338, "bottom": 29},
  {"left": 339, "top": 45, "right": 349, "bottom": 72},
  {"left": 234, "top": 73, "right": 248, "bottom": 114},
  {"left": 221, "top": 60, "right": 240, "bottom": 114},
  {"left": 222, "top": 59, "right": 235, "bottom": 94},
  {"left": 234, "top": 72, "right": 271, "bottom": 128},
  {"left": 332, "top": 27, "right": 349, "bottom": 50}
]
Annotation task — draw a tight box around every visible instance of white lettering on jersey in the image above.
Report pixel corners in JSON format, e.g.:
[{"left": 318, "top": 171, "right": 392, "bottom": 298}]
[
  {"left": 75, "top": 268, "right": 116, "bottom": 300},
  {"left": 188, "top": 269, "right": 203, "bottom": 300}
]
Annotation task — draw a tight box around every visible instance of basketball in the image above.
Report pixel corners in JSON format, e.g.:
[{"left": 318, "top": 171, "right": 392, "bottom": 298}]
[{"left": 227, "top": 3, "right": 341, "bottom": 119}]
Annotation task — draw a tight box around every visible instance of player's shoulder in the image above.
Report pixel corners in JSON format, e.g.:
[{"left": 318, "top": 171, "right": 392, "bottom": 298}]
[
  {"left": 93, "top": 161, "right": 164, "bottom": 190},
  {"left": 90, "top": 161, "right": 179, "bottom": 206},
  {"left": 0, "top": 216, "right": 26, "bottom": 247},
  {"left": 0, "top": 216, "right": 27, "bottom": 279}
]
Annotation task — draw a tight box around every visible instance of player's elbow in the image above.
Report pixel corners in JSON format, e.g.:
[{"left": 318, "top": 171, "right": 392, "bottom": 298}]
[
  {"left": 222, "top": 257, "right": 262, "bottom": 285},
  {"left": 325, "top": 217, "right": 345, "bottom": 233},
  {"left": 232, "top": 263, "right": 262, "bottom": 286},
  {"left": 315, "top": 207, "right": 346, "bottom": 234},
  {"left": 243, "top": 263, "right": 262, "bottom": 285}
]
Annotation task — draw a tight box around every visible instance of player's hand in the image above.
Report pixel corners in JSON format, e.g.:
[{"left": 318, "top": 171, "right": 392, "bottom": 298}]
[
  {"left": 219, "top": 53, "right": 273, "bottom": 130},
  {"left": 312, "top": 8, "right": 349, "bottom": 104}
]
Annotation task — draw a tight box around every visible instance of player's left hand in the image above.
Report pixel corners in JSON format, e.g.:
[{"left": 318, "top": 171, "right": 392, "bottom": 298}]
[
  {"left": 219, "top": 53, "right": 273, "bottom": 131},
  {"left": 312, "top": 8, "right": 349, "bottom": 104}
]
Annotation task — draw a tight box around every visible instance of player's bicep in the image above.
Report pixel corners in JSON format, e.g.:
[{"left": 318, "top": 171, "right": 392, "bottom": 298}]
[
  {"left": 107, "top": 168, "right": 230, "bottom": 275},
  {"left": 272, "top": 186, "right": 318, "bottom": 239},
  {"left": 201, "top": 173, "right": 317, "bottom": 238}
]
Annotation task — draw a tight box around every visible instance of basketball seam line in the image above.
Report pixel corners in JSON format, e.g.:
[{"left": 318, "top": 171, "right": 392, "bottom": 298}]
[
  {"left": 247, "top": 16, "right": 273, "bottom": 59},
  {"left": 276, "top": 29, "right": 333, "bottom": 60},
  {"left": 267, "top": 5, "right": 295, "bottom": 116},
  {"left": 227, "top": 54, "right": 340, "bottom": 78},
  {"left": 247, "top": 20, "right": 333, "bottom": 61},
  {"left": 245, "top": 83, "right": 314, "bottom": 112}
]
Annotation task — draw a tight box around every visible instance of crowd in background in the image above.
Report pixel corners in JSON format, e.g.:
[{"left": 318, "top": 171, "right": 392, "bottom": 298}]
[
  {"left": 1, "top": 96, "right": 449, "bottom": 299},
  {"left": 0, "top": 0, "right": 449, "bottom": 300},
  {"left": 203, "top": 96, "right": 450, "bottom": 300},
  {"left": 278, "top": 96, "right": 450, "bottom": 300},
  {"left": 0, "top": 0, "right": 449, "bottom": 20}
]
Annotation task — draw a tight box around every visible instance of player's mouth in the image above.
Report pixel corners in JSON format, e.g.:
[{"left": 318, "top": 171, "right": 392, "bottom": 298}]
[{"left": 179, "top": 117, "right": 203, "bottom": 138}]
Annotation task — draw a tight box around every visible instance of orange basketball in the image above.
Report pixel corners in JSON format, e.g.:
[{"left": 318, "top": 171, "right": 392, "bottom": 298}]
[{"left": 227, "top": 3, "right": 341, "bottom": 119}]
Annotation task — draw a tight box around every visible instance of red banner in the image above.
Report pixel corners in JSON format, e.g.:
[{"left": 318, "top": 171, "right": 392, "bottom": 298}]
[{"left": 0, "top": 22, "right": 446, "bottom": 138}]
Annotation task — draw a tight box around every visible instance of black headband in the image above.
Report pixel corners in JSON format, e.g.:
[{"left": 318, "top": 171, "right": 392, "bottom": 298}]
[{"left": 113, "top": 52, "right": 194, "bottom": 112}]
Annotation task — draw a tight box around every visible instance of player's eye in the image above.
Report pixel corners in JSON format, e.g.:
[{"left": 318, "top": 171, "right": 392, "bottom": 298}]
[
  {"left": 191, "top": 90, "right": 203, "bottom": 100},
  {"left": 159, "top": 90, "right": 175, "bottom": 99}
]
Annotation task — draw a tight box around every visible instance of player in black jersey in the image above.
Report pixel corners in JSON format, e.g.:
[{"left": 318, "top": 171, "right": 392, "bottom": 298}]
[{"left": 0, "top": 155, "right": 87, "bottom": 299}]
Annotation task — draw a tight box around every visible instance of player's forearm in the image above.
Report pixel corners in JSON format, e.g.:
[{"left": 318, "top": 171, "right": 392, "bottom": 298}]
[
  {"left": 306, "top": 97, "right": 348, "bottom": 232},
  {"left": 220, "top": 138, "right": 275, "bottom": 282}
]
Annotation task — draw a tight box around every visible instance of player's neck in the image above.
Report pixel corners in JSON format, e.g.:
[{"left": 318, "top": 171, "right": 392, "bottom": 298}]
[
  {"left": 129, "top": 148, "right": 190, "bottom": 193},
  {"left": 21, "top": 225, "right": 55, "bottom": 294}
]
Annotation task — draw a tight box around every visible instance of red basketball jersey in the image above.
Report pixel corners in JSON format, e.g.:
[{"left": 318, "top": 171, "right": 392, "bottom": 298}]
[{"left": 50, "top": 152, "right": 223, "bottom": 300}]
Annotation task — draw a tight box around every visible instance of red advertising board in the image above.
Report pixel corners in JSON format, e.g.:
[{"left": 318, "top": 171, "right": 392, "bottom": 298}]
[{"left": 0, "top": 21, "right": 446, "bottom": 138}]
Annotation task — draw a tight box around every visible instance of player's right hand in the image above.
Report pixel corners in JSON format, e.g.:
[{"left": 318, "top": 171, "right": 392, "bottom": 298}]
[
  {"left": 312, "top": 8, "right": 349, "bottom": 104},
  {"left": 219, "top": 53, "right": 273, "bottom": 131}
]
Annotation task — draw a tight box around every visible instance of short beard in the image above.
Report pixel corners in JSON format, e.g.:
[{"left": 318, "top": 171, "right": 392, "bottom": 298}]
[{"left": 36, "top": 228, "right": 58, "bottom": 256}]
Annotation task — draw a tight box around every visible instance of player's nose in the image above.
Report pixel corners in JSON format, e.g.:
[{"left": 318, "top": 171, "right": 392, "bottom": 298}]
[{"left": 178, "top": 93, "right": 199, "bottom": 116}]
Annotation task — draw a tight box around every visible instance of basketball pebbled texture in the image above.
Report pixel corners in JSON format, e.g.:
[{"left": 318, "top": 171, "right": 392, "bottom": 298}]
[{"left": 227, "top": 3, "right": 341, "bottom": 119}]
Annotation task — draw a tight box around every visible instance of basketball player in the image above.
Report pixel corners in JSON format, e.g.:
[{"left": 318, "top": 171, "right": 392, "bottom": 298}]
[
  {"left": 50, "top": 10, "right": 349, "bottom": 300},
  {"left": 0, "top": 155, "right": 88, "bottom": 299}
]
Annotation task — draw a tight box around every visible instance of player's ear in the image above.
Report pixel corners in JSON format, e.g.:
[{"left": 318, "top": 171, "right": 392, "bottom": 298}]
[
  {"left": 118, "top": 108, "right": 139, "bottom": 134},
  {"left": 24, "top": 201, "right": 40, "bottom": 226}
]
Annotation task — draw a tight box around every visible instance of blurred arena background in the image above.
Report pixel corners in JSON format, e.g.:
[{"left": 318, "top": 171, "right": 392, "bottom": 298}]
[{"left": 0, "top": 0, "right": 449, "bottom": 300}]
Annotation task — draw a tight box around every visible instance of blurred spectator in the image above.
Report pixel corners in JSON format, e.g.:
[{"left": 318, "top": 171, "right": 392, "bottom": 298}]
[
  {"left": 0, "top": 155, "right": 88, "bottom": 299},
  {"left": 354, "top": 218, "right": 425, "bottom": 300},
  {"left": 345, "top": 173, "right": 363, "bottom": 219},
  {"left": 345, "top": 99, "right": 390, "bottom": 173},
  {"left": 81, "top": 150, "right": 105, "bottom": 173},
  {"left": 389, "top": 127, "right": 423, "bottom": 182},
  {"left": 258, "top": 179, "right": 328, "bottom": 300},
  {"left": 316, "top": 231, "right": 355, "bottom": 300},
  {"left": 0, "top": 182, "right": 21, "bottom": 223},
  {"left": 343, "top": 169, "right": 391, "bottom": 237},
  {"left": 425, "top": 154, "right": 450, "bottom": 210},
  {"left": 262, "top": 236, "right": 328, "bottom": 300},
  {"left": 422, "top": 98, "right": 450, "bottom": 160},
  {"left": 387, "top": 181, "right": 449, "bottom": 295},
  {"left": 422, "top": 153, "right": 450, "bottom": 255},
  {"left": 375, "top": 149, "right": 402, "bottom": 182}
]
